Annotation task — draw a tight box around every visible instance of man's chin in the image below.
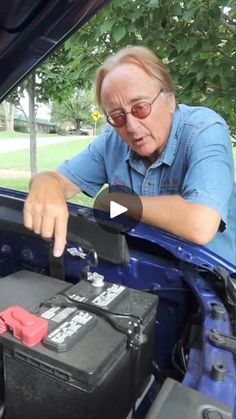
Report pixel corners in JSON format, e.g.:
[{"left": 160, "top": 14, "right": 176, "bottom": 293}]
[
  {"left": 134, "top": 144, "right": 153, "bottom": 156},
  {"left": 135, "top": 147, "right": 159, "bottom": 164}
]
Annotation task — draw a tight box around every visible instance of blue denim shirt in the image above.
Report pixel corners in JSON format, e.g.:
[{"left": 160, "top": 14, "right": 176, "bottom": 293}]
[{"left": 59, "top": 104, "right": 236, "bottom": 264}]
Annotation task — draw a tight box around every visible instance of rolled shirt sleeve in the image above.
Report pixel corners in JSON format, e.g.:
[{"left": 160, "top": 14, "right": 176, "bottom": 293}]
[
  {"left": 58, "top": 129, "right": 109, "bottom": 197},
  {"left": 181, "top": 118, "right": 234, "bottom": 223}
]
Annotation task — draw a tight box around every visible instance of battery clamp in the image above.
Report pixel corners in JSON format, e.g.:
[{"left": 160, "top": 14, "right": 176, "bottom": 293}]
[{"left": 39, "top": 283, "right": 146, "bottom": 351}]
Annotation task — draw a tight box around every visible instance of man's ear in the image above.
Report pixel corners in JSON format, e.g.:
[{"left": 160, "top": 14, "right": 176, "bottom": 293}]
[{"left": 169, "top": 94, "right": 176, "bottom": 114}]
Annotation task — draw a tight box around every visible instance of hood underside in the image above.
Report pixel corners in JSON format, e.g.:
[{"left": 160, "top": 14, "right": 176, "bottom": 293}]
[{"left": 0, "top": 0, "right": 109, "bottom": 102}]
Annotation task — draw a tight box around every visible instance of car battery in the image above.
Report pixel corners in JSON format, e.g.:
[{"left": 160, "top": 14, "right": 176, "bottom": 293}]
[{"left": 0, "top": 270, "right": 158, "bottom": 419}]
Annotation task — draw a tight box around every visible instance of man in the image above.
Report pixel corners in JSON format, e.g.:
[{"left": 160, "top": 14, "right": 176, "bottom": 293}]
[{"left": 24, "top": 46, "right": 236, "bottom": 264}]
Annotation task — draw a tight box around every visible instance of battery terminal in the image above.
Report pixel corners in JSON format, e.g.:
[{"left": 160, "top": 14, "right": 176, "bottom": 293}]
[{"left": 0, "top": 305, "right": 48, "bottom": 346}]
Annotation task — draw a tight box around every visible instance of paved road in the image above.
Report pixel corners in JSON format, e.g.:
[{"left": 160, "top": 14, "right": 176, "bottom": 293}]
[{"left": 0, "top": 135, "right": 86, "bottom": 153}]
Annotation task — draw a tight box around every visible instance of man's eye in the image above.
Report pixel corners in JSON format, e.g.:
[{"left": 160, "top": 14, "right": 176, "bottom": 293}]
[
  {"left": 112, "top": 113, "right": 124, "bottom": 121},
  {"left": 134, "top": 102, "right": 148, "bottom": 111}
]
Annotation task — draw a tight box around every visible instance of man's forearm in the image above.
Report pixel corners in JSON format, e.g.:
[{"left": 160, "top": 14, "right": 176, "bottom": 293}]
[
  {"left": 140, "top": 194, "right": 221, "bottom": 244},
  {"left": 54, "top": 171, "right": 81, "bottom": 199}
]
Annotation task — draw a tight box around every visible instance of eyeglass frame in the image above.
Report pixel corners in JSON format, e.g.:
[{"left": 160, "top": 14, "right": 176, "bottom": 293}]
[{"left": 106, "top": 88, "right": 163, "bottom": 128}]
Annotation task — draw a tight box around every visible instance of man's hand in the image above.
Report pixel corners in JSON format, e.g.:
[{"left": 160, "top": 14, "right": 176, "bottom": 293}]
[{"left": 24, "top": 171, "right": 80, "bottom": 257}]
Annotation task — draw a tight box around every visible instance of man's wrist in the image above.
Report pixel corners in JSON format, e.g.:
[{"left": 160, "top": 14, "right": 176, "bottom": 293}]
[{"left": 29, "top": 171, "right": 64, "bottom": 192}]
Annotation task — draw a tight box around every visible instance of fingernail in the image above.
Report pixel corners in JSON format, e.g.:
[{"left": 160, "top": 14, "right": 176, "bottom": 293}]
[{"left": 54, "top": 250, "right": 62, "bottom": 257}]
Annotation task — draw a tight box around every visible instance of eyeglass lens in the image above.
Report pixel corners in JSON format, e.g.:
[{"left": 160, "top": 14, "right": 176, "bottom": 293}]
[
  {"left": 107, "top": 89, "right": 162, "bottom": 127},
  {"left": 108, "top": 102, "right": 151, "bottom": 127}
]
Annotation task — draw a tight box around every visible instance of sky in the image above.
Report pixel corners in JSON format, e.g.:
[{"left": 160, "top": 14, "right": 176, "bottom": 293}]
[{"left": 19, "top": 93, "right": 51, "bottom": 120}]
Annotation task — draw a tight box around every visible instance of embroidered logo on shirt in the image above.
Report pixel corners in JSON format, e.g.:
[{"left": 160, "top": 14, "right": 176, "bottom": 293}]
[{"left": 113, "top": 176, "right": 126, "bottom": 186}]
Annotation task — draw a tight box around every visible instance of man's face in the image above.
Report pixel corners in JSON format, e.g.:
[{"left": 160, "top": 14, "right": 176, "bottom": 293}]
[{"left": 101, "top": 63, "right": 175, "bottom": 164}]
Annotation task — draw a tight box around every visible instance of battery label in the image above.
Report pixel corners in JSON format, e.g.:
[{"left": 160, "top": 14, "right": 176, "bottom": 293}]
[
  {"left": 91, "top": 284, "right": 125, "bottom": 308},
  {"left": 52, "top": 307, "right": 77, "bottom": 323},
  {"left": 41, "top": 306, "right": 77, "bottom": 323},
  {"left": 41, "top": 307, "right": 61, "bottom": 320},
  {"left": 68, "top": 293, "right": 87, "bottom": 303},
  {"left": 43, "top": 310, "right": 96, "bottom": 352}
]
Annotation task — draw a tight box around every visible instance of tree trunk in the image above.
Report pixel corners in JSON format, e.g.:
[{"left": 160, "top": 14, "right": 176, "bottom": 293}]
[
  {"left": 75, "top": 118, "right": 81, "bottom": 132},
  {"left": 2, "top": 101, "right": 14, "bottom": 131},
  {"left": 27, "top": 72, "right": 37, "bottom": 176}
]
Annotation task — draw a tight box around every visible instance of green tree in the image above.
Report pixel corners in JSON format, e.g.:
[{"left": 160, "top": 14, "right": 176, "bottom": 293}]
[
  {"left": 65, "top": 0, "right": 236, "bottom": 133},
  {"left": 2, "top": 47, "right": 87, "bottom": 175},
  {"left": 36, "top": 47, "right": 76, "bottom": 104},
  {"left": 51, "top": 88, "right": 95, "bottom": 132},
  {"left": 3, "top": 0, "right": 236, "bottom": 177}
]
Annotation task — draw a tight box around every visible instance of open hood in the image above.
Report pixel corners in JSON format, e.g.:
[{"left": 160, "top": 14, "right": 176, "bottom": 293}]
[{"left": 0, "top": 0, "right": 110, "bottom": 102}]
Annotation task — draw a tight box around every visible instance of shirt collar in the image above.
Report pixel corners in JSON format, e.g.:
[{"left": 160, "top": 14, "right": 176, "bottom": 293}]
[{"left": 159, "top": 106, "right": 181, "bottom": 166}]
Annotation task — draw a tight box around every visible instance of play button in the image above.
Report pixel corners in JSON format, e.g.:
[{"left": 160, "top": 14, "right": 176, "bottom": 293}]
[
  {"left": 110, "top": 201, "right": 127, "bottom": 219},
  {"left": 93, "top": 185, "right": 142, "bottom": 233}
]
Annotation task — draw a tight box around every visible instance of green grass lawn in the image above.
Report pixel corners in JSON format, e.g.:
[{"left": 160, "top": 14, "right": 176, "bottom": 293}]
[
  {"left": 0, "top": 131, "right": 29, "bottom": 139},
  {"left": 0, "top": 137, "right": 235, "bottom": 208},
  {"left": 0, "top": 178, "right": 29, "bottom": 192},
  {"left": 0, "top": 138, "right": 92, "bottom": 170},
  {"left": 0, "top": 137, "right": 94, "bottom": 206}
]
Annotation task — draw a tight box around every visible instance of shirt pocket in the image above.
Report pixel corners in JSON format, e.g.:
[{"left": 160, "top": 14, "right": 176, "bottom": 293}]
[{"left": 159, "top": 178, "right": 182, "bottom": 194}]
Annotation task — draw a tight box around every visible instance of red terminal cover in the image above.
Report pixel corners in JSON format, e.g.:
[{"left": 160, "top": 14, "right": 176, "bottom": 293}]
[{"left": 0, "top": 305, "right": 48, "bottom": 346}]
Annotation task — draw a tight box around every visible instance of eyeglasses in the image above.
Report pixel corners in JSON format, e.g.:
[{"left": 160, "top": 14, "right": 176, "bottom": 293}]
[{"left": 106, "top": 89, "right": 163, "bottom": 128}]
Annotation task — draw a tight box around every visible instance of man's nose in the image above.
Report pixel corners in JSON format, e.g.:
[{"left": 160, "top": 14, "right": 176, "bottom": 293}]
[{"left": 125, "top": 113, "right": 141, "bottom": 133}]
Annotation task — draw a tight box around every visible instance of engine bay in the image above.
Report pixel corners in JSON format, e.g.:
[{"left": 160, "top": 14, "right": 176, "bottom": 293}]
[{"left": 0, "top": 191, "right": 235, "bottom": 418}]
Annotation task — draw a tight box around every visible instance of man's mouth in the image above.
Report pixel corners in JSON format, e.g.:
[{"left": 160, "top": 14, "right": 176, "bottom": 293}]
[{"left": 134, "top": 137, "right": 146, "bottom": 145}]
